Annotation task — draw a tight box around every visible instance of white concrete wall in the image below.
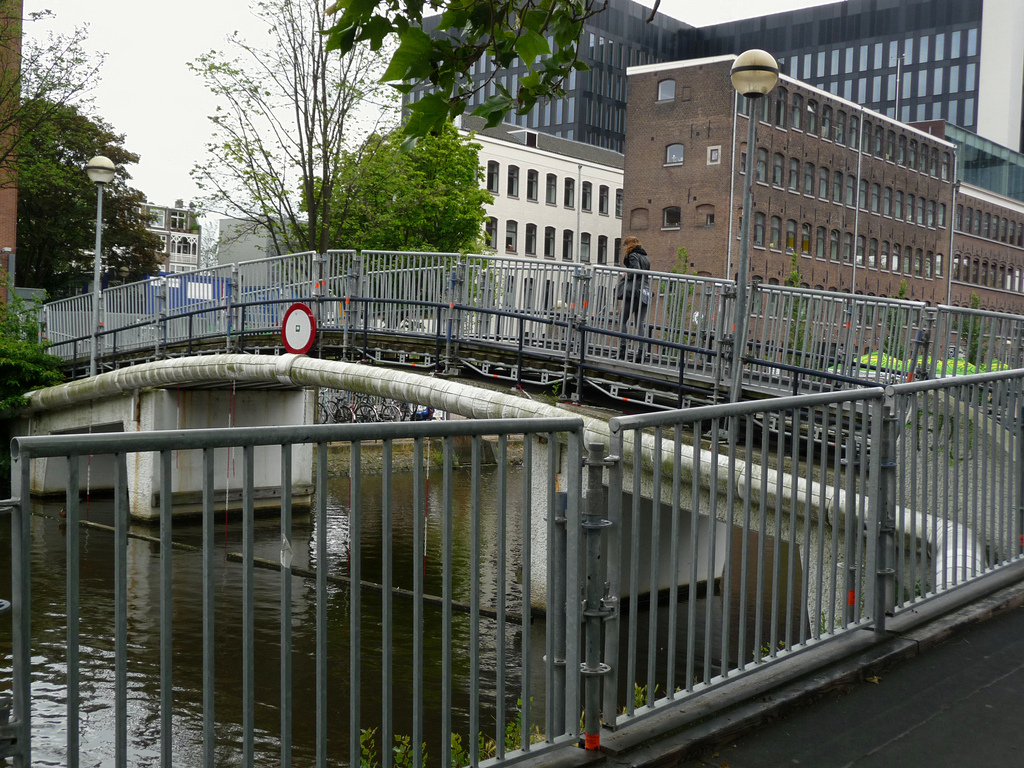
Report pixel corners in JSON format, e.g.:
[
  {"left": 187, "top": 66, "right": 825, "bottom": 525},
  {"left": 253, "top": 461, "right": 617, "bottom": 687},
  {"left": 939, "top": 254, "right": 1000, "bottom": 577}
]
[{"left": 977, "top": 0, "right": 1024, "bottom": 150}]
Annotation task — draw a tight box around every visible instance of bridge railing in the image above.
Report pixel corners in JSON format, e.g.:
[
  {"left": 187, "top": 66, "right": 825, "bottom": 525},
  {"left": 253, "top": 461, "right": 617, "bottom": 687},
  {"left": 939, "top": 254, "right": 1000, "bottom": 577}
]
[
  {"left": 601, "top": 367, "right": 1024, "bottom": 732},
  {"left": 38, "top": 251, "right": 1024, "bottom": 407},
  {"left": 7, "top": 417, "right": 588, "bottom": 767}
]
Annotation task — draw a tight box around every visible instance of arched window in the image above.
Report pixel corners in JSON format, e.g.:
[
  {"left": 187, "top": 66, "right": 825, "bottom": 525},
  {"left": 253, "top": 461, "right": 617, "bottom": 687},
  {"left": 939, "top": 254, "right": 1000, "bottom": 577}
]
[
  {"left": 485, "top": 216, "right": 498, "bottom": 247},
  {"left": 829, "top": 229, "right": 840, "bottom": 262},
  {"left": 956, "top": 205, "right": 964, "bottom": 230},
  {"left": 861, "top": 119, "right": 871, "bottom": 151},
  {"left": 507, "top": 165, "right": 519, "bottom": 196},
  {"left": 849, "top": 115, "right": 859, "bottom": 150},
  {"left": 885, "top": 131, "right": 895, "bottom": 160},
  {"left": 894, "top": 191, "right": 903, "bottom": 219},
  {"left": 773, "top": 152, "right": 785, "bottom": 185},
  {"left": 696, "top": 204, "right": 716, "bottom": 227},
  {"left": 525, "top": 223, "right": 537, "bottom": 255},
  {"left": 757, "top": 148, "right": 768, "bottom": 182},
  {"left": 788, "top": 158, "right": 800, "bottom": 190},
  {"left": 898, "top": 135, "right": 907, "bottom": 165},
  {"left": 873, "top": 125, "right": 884, "bottom": 156},
  {"left": 904, "top": 245, "right": 913, "bottom": 274},
  {"left": 487, "top": 161, "right": 500, "bottom": 193},
  {"left": 892, "top": 244, "right": 901, "bottom": 273},
  {"left": 580, "top": 232, "right": 591, "bottom": 262},
  {"left": 803, "top": 161, "right": 814, "bottom": 194},
  {"left": 914, "top": 249, "right": 923, "bottom": 276},
  {"left": 662, "top": 206, "right": 681, "bottom": 228},
  {"left": 657, "top": 79, "right": 675, "bottom": 100},
  {"left": 984, "top": 212, "right": 991, "bottom": 238},
  {"left": 597, "top": 235, "right": 608, "bottom": 264},
  {"left": 769, "top": 215, "right": 782, "bottom": 249},
  {"left": 562, "top": 229, "right": 574, "bottom": 260},
  {"left": 835, "top": 110, "right": 846, "bottom": 144},
  {"left": 790, "top": 94, "right": 803, "bottom": 130},
  {"left": 842, "top": 232, "right": 853, "bottom": 263},
  {"left": 665, "top": 143, "right": 684, "bottom": 164},
  {"left": 833, "top": 171, "right": 843, "bottom": 203},
  {"left": 775, "top": 87, "right": 788, "bottom": 127},
  {"left": 845, "top": 175, "right": 855, "bottom": 206},
  {"left": 917, "top": 197, "right": 925, "bottom": 225},
  {"left": 868, "top": 238, "right": 878, "bottom": 268},
  {"left": 941, "top": 152, "right": 951, "bottom": 180},
  {"left": 818, "top": 167, "right": 829, "bottom": 198},
  {"left": 973, "top": 209, "right": 981, "bottom": 234},
  {"left": 544, "top": 226, "right": 556, "bottom": 258},
  {"left": 801, "top": 223, "right": 811, "bottom": 254},
  {"left": 883, "top": 187, "right": 892, "bottom": 216},
  {"left": 581, "top": 181, "right": 592, "bottom": 211},
  {"left": 856, "top": 235, "right": 865, "bottom": 265},
  {"left": 806, "top": 99, "right": 818, "bottom": 135},
  {"left": 927, "top": 200, "right": 936, "bottom": 227},
  {"left": 906, "top": 194, "right": 915, "bottom": 223},
  {"left": 908, "top": 140, "right": 917, "bottom": 169},
  {"left": 546, "top": 173, "right": 557, "bottom": 204},
  {"left": 821, "top": 105, "right": 832, "bottom": 139},
  {"left": 563, "top": 177, "right": 575, "bottom": 208},
  {"left": 754, "top": 212, "right": 766, "bottom": 246},
  {"left": 505, "top": 220, "right": 518, "bottom": 252},
  {"left": 935, "top": 253, "right": 943, "bottom": 277},
  {"left": 816, "top": 226, "right": 827, "bottom": 259},
  {"left": 880, "top": 241, "right": 889, "bottom": 270},
  {"left": 786, "top": 219, "right": 797, "bottom": 252}
]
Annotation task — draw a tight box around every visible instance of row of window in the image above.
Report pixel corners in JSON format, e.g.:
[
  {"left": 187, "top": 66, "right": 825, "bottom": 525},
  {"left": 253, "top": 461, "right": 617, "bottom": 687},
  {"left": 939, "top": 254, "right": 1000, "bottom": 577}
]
[
  {"left": 750, "top": 215, "right": 944, "bottom": 279},
  {"left": 730, "top": 86, "right": 953, "bottom": 178},
  {"left": 955, "top": 205, "right": 1024, "bottom": 246},
  {"left": 952, "top": 257, "right": 1024, "bottom": 294},
  {"left": 485, "top": 161, "right": 623, "bottom": 216},
  {"left": 483, "top": 218, "right": 618, "bottom": 263},
  {"left": 785, "top": 30, "right": 979, "bottom": 83},
  {"left": 744, "top": 152, "right": 948, "bottom": 227}
]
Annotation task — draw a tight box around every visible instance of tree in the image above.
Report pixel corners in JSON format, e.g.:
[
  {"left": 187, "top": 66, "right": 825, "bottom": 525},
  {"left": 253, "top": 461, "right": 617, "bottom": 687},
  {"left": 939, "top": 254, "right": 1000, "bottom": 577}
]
[
  {"left": 16, "top": 98, "right": 163, "bottom": 297},
  {"left": 329, "top": 122, "right": 491, "bottom": 251},
  {"left": 0, "top": 7, "right": 104, "bottom": 181},
  {"left": 0, "top": 280, "right": 62, "bottom": 413},
  {"left": 324, "top": 0, "right": 609, "bottom": 139},
  {"left": 190, "top": 0, "right": 395, "bottom": 256}
]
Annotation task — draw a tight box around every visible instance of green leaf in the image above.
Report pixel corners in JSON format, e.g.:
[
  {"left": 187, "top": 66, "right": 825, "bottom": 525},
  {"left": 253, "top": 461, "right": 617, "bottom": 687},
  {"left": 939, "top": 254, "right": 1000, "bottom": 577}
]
[
  {"left": 514, "top": 29, "right": 550, "bottom": 66},
  {"left": 381, "top": 27, "right": 434, "bottom": 82}
]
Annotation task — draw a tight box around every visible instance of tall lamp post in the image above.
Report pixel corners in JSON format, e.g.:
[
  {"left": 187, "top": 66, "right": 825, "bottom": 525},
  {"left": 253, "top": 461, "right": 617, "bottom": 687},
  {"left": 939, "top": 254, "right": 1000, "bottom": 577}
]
[
  {"left": 86, "top": 155, "right": 116, "bottom": 377},
  {"left": 729, "top": 50, "right": 779, "bottom": 403}
]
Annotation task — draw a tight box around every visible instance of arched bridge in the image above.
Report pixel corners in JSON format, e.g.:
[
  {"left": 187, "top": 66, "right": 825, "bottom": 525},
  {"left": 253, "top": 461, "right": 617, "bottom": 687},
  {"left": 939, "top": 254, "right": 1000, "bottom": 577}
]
[{"left": 40, "top": 250, "right": 1024, "bottom": 407}]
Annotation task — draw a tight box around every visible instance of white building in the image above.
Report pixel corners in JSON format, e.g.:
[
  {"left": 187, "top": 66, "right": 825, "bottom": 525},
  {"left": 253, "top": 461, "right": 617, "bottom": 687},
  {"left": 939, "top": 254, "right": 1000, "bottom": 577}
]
[
  {"left": 141, "top": 200, "right": 201, "bottom": 273},
  {"left": 461, "top": 117, "right": 624, "bottom": 264}
]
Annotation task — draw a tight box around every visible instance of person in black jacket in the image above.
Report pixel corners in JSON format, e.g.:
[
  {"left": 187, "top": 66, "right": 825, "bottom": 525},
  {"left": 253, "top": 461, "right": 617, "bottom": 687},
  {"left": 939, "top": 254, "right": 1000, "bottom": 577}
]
[{"left": 616, "top": 236, "right": 651, "bottom": 361}]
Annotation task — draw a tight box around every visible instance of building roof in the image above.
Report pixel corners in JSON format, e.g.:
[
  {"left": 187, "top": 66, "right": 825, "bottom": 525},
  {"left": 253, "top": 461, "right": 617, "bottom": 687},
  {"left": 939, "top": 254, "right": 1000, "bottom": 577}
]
[{"left": 459, "top": 115, "right": 624, "bottom": 170}]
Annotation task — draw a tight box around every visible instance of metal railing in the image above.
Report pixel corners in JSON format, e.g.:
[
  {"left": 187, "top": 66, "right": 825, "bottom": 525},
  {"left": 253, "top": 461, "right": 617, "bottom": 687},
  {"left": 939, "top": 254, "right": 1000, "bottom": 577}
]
[
  {"left": 5, "top": 368, "right": 1024, "bottom": 764},
  {"left": 6, "top": 417, "right": 586, "bottom": 768},
  {"left": 599, "top": 367, "right": 1023, "bottom": 731},
  {"left": 40, "top": 251, "right": 1024, "bottom": 406}
]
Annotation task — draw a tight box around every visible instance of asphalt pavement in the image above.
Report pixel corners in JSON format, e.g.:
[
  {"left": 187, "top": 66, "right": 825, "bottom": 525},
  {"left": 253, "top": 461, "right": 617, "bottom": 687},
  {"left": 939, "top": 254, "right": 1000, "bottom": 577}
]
[{"left": 681, "top": 602, "right": 1024, "bottom": 767}]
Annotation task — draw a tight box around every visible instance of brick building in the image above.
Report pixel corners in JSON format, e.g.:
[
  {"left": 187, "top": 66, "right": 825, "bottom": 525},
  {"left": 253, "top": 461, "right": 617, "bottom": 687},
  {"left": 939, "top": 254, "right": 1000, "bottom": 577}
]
[{"left": 622, "top": 54, "right": 1024, "bottom": 314}]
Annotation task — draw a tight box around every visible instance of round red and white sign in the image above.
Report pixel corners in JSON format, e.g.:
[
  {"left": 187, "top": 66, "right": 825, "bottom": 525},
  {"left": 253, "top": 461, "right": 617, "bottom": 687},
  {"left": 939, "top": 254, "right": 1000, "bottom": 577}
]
[{"left": 281, "top": 302, "right": 317, "bottom": 354}]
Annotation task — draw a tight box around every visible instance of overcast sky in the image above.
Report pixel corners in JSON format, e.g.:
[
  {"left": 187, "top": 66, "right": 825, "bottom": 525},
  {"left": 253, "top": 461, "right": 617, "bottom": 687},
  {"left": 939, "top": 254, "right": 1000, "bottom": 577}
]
[{"left": 25, "top": 0, "right": 836, "bottom": 215}]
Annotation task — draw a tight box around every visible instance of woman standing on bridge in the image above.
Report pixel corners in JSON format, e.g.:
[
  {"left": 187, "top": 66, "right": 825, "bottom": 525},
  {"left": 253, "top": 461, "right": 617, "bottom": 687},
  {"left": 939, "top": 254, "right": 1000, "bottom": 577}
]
[{"left": 616, "top": 236, "right": 651, "bottom": 361}]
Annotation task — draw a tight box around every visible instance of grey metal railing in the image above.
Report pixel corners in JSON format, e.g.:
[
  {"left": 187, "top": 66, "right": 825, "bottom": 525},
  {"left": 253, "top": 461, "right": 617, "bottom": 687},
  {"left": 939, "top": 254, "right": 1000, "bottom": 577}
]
[
  {"left": 599, "top": 367, "right": 1023, "bottom": 731},
  {"left": 6, "top": 417, "right": 586, "bottom": 768},
  {"left": 5, "top": 369, "right": 1024, "bottom": 764},
  {"left": 41, "top": 253, "right": 1024, "bottom": 400}
]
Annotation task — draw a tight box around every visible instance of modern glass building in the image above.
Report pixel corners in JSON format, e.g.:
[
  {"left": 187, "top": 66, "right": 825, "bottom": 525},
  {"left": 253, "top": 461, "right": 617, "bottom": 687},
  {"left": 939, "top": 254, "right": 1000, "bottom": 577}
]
[{"left": 412, "top": 0, "right": 1024, "bottom": 156}]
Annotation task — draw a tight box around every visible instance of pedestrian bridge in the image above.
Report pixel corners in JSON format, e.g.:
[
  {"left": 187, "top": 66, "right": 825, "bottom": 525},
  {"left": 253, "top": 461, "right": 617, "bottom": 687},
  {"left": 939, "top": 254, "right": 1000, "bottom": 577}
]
[
  {"left": 5, "top": 349, "right": 1023, "bottom": 766},
  {"left": 39, "top": 250, "right": 1024, "bottom": 410}
]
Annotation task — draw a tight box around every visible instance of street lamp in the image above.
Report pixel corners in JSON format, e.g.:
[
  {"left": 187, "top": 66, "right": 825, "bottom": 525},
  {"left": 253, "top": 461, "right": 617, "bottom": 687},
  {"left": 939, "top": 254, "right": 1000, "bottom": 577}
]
[
  {"left": 729, "top": 49, "right": 779, "bottom": 404},
  {"left": 86, "top": 155, "right": 116, "bottom": 377}
]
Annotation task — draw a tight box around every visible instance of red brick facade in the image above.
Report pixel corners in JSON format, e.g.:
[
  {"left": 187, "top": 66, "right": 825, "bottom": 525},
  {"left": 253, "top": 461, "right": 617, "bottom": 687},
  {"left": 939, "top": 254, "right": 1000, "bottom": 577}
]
[{"left": 622, "top": 56, "right": 1024, "bottom": 315}]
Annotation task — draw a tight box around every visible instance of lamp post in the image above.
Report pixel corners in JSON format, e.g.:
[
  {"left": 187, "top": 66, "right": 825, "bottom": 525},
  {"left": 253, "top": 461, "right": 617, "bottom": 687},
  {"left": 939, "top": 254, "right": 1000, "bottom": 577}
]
[
  {"left": 86, "top": 155, "right": 116, "bottom": 377},
  {"left": 729, "top": 50, "right": 779, "bottom": 403}
]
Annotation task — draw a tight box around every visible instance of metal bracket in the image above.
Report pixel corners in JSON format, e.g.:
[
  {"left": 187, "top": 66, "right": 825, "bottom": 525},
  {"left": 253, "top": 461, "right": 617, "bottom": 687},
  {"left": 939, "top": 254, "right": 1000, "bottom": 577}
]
[{"left": 583, "top": 454, "right": 619, "bottom": 468}]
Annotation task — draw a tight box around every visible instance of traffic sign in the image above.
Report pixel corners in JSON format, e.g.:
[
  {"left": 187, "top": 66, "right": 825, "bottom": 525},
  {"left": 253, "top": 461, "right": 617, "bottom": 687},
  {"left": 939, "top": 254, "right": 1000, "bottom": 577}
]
[{"left": 281, "top": 302, "right": 317, "bottom": 354}]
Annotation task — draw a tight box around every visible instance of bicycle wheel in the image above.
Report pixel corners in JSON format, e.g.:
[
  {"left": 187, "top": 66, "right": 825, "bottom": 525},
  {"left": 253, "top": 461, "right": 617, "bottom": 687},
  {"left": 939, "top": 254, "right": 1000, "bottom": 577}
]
[
  {"left": 354, "top": 403, "right": 378, "bottom": 423},
  {"left": 318, "top": 401, "right": 332, "bottom": 424},
  {"left": 379, "top": 404, "right": 402, "bottom": 422},
  {"left": 335, "top": 404, "right": 355, "bottom": 423}
]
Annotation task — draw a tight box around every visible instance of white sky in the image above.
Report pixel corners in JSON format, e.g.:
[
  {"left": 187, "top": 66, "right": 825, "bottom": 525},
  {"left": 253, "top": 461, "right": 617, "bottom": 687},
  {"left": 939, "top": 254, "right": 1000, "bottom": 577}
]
[{"left": 25, "top": 0, "right": 835, "bottom": 213}]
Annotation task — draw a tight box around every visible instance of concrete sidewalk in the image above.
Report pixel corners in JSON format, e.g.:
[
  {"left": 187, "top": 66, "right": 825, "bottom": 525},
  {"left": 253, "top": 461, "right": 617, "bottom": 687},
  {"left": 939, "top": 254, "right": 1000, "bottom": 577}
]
[{"left": 680, "top": 589, "right": 1024, "bottom": 767}]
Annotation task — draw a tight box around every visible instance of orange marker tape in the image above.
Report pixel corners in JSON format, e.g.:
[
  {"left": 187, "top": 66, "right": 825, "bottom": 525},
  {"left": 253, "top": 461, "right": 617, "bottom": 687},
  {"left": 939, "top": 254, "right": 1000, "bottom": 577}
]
[
  {"left": 585, "top": 733, "right": 600, "bottom": 750},
  {"left": 848, "top": 589, "right": 856, "bottom": 606}
]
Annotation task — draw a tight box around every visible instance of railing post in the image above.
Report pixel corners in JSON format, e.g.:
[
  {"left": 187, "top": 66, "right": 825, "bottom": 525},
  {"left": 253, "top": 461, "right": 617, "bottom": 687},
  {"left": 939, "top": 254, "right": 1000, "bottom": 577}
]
[
  {"left": 906, "top": 311, "right": 934, "bottom": 383},
  {"left": 871, "top": 392, "right": 897, "bottom": 635},
  {"left": 225, "top": 266, "right": 238, "bottom": 353},
  {"left": 155, "top": 276, "right": 167, "bottom": 360},
  {"left": 717, "top": 283, "right": 736, "bottom": 403},
  {"left": 9, "top": 444, "right": 31, "bottom": 764},
  {"left": 601, "top": 421, "right": 624, "bottom": 727},
  {"left": 1018, "top": 371, "right": 1024, "bottom": 556},
  {"left": 442, "top": 255, "right": 465, "bottom": 375},
  {"left": 563, "top": 266, "right": 590, "bottom": 403},
  {"left": 581, "top": 443, "right": 613, "bottom": 750}
]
